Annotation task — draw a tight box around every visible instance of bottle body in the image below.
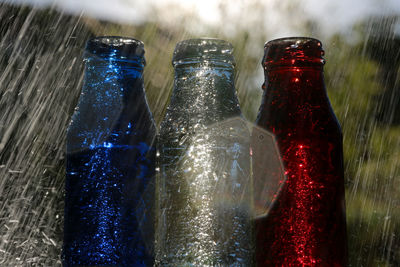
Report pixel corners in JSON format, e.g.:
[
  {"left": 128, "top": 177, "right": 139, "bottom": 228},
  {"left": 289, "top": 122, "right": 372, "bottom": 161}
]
[
  {"left": 63, "top": 37, "right": 156, "bottom": 266},
  {"left": 255, "top": 38, "right": 348, "bottom": 266},
  {"left": 156, "top": 39, "right": 254, "bottom": 266}
]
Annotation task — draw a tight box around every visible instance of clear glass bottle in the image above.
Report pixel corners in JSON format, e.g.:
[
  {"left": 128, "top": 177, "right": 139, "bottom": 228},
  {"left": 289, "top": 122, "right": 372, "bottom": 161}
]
[
  {"left": 63, "top": 37, "right": 156, "bottom": 266},
  {"left": 156, "top": 38, "right": 254, "bottom": 266}
]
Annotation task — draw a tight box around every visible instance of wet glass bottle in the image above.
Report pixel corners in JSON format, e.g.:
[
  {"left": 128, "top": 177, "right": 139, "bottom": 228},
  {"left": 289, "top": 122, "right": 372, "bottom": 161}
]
[
  {"left": 63, "top": 37, "right": 156, "bottom": 266},
  {"left": 255, "top": 37, "right": 348, "bottom": 266},
  {"left": 156, "top": 38, "right": 254, "bottom": 266}
]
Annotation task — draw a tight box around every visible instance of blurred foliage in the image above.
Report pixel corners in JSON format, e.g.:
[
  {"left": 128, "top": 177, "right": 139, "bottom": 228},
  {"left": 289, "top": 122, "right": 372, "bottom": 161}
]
[
  {"left": 324, "top": 19, "right": 400, "bottom": 266},
  {"left": 0, "top": 2, "right": 399, "bottom": 266}
]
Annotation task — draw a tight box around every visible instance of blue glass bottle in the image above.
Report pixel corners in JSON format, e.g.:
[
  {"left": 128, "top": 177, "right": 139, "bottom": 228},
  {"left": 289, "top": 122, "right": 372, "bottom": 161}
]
[{"left": 63, "top": 37, "right": 156, "bottom": 266}]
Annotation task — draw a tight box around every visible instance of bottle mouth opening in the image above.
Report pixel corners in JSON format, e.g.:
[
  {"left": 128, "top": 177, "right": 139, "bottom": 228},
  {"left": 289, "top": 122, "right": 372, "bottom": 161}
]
[
  {"left": 85, "top": 36, "right": 146, "bottom": 65},
  {"left": 172, "top": 38, "right": 235, "bottom": 67},
  {"left": 90, "top": 36, "right": 143, "bottom": 46},
  {"left": 262, "top": 37, "right": 325, "bottom": 69}
]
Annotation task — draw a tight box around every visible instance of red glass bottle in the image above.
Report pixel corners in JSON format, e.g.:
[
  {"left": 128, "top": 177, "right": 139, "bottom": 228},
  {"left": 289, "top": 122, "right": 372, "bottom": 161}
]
[{"left": 255, "top": 37, "right": 348, "bottom": 266}]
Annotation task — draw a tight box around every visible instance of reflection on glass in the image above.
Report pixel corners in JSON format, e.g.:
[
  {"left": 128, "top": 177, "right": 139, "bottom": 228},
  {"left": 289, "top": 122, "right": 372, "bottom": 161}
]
[
  {"left": 63, "top": 37, "right": 156, "bottom": 266},
  {"left": 156, "top": 38, "right": 254, "bottom": 266},
  {"left": 255, "top": 37, "right": 348, "bottom": 266}
]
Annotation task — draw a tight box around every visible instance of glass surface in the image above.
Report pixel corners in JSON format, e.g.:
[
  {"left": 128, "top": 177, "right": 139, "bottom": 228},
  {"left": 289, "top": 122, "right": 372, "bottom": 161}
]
[
  {"left": 157, "top": 38, "right": 254, "bottom": 266},
  {"left": 256, "top": 37, "right": 348, "bottom": 266},
  {"left": 63, "top": 37, "right": 156, "bottom": 266},
  {"left": 0, "top": 2, "right": 399, "bottom": 266}
]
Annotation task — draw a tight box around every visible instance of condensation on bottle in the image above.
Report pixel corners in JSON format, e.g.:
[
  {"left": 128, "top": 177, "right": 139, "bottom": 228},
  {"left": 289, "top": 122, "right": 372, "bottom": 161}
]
[
  {"left": 156, "top": 38, "right": 254, "bottom": 266},
  {"left": 255, "top": 37, "right": 348, "bottom": 267},
  {"left": 63, "top": 36, "right": 156, "bottom": 267}
]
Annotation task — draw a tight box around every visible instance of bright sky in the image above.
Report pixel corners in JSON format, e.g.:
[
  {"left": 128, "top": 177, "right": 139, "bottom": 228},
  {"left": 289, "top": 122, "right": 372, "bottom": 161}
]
[{"left": 2, "top": 0, "right": 400, "bottom": 38}]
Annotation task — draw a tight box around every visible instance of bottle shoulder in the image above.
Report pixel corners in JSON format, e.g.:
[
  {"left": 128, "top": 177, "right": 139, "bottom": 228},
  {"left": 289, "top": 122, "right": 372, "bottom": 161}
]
[{"left": 256, "top": 100, "right": 342, "bottom": 139}]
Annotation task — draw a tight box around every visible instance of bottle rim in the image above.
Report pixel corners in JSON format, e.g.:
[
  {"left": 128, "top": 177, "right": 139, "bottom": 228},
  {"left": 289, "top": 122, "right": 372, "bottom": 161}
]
[
  {"left": 89, "top": 36, "right": 144, "bottom": 47},
  {"left": 262, "top": 37, "right": 325, "bottom": 69},
  {"left": 85, "top": 36, "right": 146, "bottom": 65},
  {"left": 263, "top": 36, "right": 322, "bottom": 48},
  {"left": 172, "top": 38, "right": 235, "bottom": 67}
]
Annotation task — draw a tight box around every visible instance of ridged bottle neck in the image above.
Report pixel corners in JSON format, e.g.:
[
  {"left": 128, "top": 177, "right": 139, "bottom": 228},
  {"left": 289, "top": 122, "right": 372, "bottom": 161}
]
[
  {"left": 257, "top": 37, "right": 339, "bottom": 138},
  {"left": 172, "top": 38, "right": 235, "bottom": 67},
  {"left": 85, "top": 36, "right": 145, "bottom": 69},
  {"left": 83, "top": 36, "right": 146, "bottom": 99},
  {"left": 262, "top": 37, "right": 325, "bottom": 71},
  {"left": 261, "top": 37, "right": 326, "bottom": 96},
  {"left": 168, "top": 38, "right": 241, "bottom": 125}
]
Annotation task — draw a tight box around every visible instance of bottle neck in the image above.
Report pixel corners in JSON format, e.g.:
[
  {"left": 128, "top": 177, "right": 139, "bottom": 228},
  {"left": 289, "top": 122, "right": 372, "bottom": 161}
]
[
  {"left": 84, "top": 55, "right": 144, "bottom": 90},
  {"left": 260, "top": 37, "right": 327, "bottom": 107},
  {"left": 79, "top": 58, "right": 148, "bottom": 129},
  {"left": 82, "top": 36, "right": 146, "bottom": 99},
  {"left": 67, "top": 37, "right": 153, "bottom": 153},
  {"left": 169, "top": 61, "right": 241, "bottom": 125},
  {"left": 257, "top": 65, "right": 337, "bottom": 138},
  {"left": 264, "top": 65, "right": 327, "bottom": 99}
]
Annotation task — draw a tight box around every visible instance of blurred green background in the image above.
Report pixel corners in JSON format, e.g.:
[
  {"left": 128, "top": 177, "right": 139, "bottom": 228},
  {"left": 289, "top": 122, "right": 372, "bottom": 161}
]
[{"left": 0, "top": 1, "right": 399, "bottom": 266}]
